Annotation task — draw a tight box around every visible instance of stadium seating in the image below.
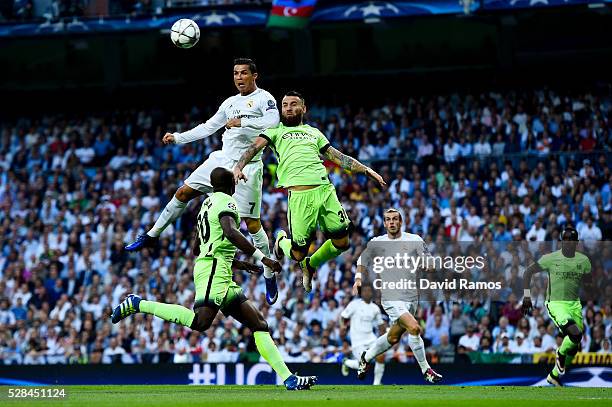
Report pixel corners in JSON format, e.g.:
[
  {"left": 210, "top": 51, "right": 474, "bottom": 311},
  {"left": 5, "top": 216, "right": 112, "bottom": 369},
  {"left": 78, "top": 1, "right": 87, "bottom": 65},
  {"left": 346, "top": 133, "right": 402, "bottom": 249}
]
[{"left": 0, "top": 88, "right": 610, "bottom": 365}]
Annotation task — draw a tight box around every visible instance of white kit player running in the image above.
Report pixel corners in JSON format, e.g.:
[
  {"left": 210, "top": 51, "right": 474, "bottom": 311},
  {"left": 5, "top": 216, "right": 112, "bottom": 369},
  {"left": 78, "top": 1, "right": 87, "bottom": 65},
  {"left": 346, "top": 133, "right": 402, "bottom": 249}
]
[
  {"left": 125, "top": 58, "right": 281, "bottom": 305},
  {"left": 340, "top": 284, "right": 387, "bottom": 385},
  {"left": 354, "top": 208, "right": 443, "bottom": 384}
]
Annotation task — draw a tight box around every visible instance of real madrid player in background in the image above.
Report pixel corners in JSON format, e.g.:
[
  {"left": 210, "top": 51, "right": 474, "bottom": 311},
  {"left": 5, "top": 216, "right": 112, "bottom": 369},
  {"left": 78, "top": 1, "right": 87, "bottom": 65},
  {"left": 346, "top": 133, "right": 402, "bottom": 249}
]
[
  {"left": 125, "top": 58, "right": 281, "bottom": 306},
  {"left": 233, "top": 91, "right": 386, "bottom": 292},
  {"left": 355, "top": 208, "right": 443, "bottom": 383},
  {"left": 340, "top": 283, "right": 387, "bottom": 385},
  {"left": 114, "top": 168, "right": 317, "bottom": 390},
  {"left": 522, "top": 226, "right": 592, "bottom": 387}
]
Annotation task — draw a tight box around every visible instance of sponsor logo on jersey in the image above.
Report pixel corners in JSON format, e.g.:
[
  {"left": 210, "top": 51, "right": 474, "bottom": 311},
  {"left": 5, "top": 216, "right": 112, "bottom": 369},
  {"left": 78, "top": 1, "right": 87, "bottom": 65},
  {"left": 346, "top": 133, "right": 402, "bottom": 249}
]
[{"left": 281, "top": 131, "right": 316, "bottom": 141}]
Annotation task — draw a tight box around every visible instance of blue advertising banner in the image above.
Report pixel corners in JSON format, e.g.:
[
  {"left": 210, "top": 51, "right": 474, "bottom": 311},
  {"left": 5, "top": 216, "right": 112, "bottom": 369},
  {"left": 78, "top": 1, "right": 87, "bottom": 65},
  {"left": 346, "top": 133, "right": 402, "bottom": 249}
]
[
  {"left": 0, "top": 363, "right": 610, "bottom": 387},
  {"left": 1, "top": 0, "right": 608, "bottom": 37},
  {"left": 0, "top": 11, "right": 268, "bottom": 38},
  {"left": 311, "top": 1, "right": 477, "bottom": 22},
  {"left": 0, "top": 0, "right": 476, "bottom": 38}
]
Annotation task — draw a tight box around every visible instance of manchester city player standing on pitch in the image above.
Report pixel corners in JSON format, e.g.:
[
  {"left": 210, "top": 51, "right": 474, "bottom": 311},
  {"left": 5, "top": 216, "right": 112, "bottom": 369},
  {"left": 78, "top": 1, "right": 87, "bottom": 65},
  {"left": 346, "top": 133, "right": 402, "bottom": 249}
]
[{"left": 522, "top": 226, "right": 593, "bottom": 387}]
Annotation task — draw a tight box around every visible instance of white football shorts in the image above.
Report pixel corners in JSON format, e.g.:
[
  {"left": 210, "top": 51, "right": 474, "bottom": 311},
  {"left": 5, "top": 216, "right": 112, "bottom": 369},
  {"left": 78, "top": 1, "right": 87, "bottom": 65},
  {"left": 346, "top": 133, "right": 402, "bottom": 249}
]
[
  {"left": 381, "top": 300, "right": 418, "bottom": 324},
  {"left": 184, "top": 150, "right": 263, "bottom": 219}
]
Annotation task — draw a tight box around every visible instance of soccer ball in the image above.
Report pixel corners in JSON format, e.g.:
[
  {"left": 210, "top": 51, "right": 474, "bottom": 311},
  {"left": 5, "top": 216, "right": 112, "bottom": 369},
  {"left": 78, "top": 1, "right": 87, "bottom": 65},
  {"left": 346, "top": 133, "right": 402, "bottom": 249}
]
[{"left": 170, "top": 19, "right": 200, "bottom": 49}]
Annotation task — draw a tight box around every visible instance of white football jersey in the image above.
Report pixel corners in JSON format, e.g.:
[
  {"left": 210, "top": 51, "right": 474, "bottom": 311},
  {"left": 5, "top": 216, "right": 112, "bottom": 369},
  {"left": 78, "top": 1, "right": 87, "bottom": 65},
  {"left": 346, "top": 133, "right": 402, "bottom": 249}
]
[
  {"left": 340, "top": 299, "right": 383, "bottom": 347},
  {"left": 357, "top": 232, "right": 428, "bottom": 302},
  {"left": 174, "top": 88, "right": 279, "bottom": 161},
  {"left": 356, "top": 232, "right": 425, "bottom": 266}
]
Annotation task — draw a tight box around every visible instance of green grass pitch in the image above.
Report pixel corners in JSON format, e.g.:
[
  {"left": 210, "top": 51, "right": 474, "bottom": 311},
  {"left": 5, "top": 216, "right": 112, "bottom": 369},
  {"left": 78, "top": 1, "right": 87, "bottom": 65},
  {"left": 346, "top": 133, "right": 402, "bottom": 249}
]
[{"left": 1, "top": 385, "right": 610, "bottom": 406}]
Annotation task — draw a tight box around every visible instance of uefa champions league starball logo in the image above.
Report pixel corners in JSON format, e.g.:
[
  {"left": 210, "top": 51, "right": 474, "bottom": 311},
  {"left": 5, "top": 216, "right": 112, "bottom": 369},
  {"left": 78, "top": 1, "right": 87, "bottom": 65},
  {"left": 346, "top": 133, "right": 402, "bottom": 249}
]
[{"left": 531, "top": 368, "right": 612, "bottom": 387}]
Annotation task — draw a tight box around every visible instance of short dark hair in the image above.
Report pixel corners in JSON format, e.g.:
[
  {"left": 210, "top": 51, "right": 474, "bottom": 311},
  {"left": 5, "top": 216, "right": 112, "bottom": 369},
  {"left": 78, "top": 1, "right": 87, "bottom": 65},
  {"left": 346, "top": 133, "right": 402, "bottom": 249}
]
[
  {"left": 284, "top": 90, "right": 305, "bottom": 104},
  {"left": 561, "top": 225, "right": 578, "bottom": 241},
  {"left": 233, "top": 58, "right": 257, "bottom": 74},
  {"left": 210, "top": 167, "right": 234, "bottom": 191}
]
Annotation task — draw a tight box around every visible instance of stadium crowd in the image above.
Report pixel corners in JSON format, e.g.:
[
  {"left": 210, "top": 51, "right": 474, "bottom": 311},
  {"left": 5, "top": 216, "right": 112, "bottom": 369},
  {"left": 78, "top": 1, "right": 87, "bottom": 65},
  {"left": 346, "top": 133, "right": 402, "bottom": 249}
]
[
  {"left": 2, "top": 0, "right": 271, "bottom": 22},
  {"left": 0, "top": 88, "right": 610, "bottom": 366}
]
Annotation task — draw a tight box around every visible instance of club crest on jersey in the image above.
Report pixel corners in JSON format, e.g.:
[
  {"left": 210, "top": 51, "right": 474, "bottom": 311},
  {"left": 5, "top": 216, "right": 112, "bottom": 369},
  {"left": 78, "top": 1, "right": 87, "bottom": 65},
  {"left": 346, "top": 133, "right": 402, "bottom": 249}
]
[
  {"left": 266, "top": 100, "right": 277, "bottom": 111},
  {"left": 246, "top": 100, "right": 254, "bottom": 108}
]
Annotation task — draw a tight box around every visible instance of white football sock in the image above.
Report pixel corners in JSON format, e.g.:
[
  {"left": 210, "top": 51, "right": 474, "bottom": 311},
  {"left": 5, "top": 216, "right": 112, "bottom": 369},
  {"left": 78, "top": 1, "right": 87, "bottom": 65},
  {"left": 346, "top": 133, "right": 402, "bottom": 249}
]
[
  {"left": 250, "top": 226, "right": 273, "bottom": 278},
  {"left": 408, "top": 334, "right": 430, "bottom": 374},
  {"left": 365, "top": 333, "right": 392, "bottom": 362},
  {"left": 148, "top": 196, "right": 188, "bottom": 237},
  {"left": 373, "top": 362, "right": 385, "bottom": 385},
  {"left": 344, "top": 359, "right": 359, "bottom": 370}
]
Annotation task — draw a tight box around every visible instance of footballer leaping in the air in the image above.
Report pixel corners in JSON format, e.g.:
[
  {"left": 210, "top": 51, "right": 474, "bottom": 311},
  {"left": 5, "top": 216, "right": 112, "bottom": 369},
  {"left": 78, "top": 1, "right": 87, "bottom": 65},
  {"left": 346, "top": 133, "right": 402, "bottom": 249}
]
[
  {"left": 354, "top": 208, "right": 443, "bottom": 384},
  {"left": 125, "top": 58, "right": 281, "bottom": 306}
]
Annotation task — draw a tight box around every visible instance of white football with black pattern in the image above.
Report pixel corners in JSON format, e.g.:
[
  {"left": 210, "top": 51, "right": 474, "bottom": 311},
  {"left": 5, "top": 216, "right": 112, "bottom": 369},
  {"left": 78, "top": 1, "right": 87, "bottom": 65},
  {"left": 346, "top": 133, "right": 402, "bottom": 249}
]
[{"left": 170, "top": 19, "right": 200, "bottom": 49}]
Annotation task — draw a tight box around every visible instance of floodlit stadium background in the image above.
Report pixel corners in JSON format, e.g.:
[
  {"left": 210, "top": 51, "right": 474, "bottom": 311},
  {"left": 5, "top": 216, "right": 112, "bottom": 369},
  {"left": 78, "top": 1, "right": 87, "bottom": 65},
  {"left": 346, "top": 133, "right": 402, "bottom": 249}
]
[{"left": 0, "top": 0, "right": 611, "bottom": 386}]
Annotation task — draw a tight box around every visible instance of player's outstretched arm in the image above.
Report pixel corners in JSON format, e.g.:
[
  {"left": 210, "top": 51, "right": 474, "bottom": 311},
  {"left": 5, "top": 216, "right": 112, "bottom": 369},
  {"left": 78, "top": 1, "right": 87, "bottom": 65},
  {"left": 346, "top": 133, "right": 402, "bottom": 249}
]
[
  {"left": 233, "top": 136, "right": 269, "bottom": 182},
  {"left": 521, "top": 262, "right": 543, "bottom": 315},
  {"left": 323, "top": 146, "right": 386, "bottom": 188},
  {"left": 163, "top": 106, "right": 228, "bottom": 145},
  {"left": 220, "top": 214, "right": 281, "bottom": 273}
]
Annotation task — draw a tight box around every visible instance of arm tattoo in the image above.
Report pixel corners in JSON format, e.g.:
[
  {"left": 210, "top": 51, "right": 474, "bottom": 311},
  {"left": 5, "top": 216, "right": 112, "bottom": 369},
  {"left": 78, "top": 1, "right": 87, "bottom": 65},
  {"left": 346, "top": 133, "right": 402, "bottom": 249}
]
[
  {"left": 325, "top": 147, "right": 368, "bottom": 174},
  {"left": 236, "top": 144, "right": 260, "bottom": 171},
  {"left": 236, "top": 137, "right": 268, "bottom": 170}
]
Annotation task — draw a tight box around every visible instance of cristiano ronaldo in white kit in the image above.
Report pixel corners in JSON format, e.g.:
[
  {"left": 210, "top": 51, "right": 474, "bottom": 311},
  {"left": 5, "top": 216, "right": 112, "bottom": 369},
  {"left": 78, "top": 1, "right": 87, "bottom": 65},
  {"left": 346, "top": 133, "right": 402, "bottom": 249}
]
[{"left": 125, "top": 58, "right": 281, "bottom": 305}]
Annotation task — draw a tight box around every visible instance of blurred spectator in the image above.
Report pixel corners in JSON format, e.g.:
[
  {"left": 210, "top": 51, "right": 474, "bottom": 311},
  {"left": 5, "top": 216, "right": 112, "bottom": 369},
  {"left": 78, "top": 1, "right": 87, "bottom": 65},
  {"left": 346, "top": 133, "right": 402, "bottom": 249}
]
[
  {"left": 13, "top": 0, "right": 33, "bottom": 20},
  {"left": 457, "top": 324, "right": 480, "bottom": 353}
]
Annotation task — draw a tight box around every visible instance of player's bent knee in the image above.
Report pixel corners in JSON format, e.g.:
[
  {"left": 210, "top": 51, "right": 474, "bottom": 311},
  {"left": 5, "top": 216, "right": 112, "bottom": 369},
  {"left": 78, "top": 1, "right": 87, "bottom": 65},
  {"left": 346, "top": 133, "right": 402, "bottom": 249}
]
[
  {"left": 176, "top": 185, "right": 197, "bottom": 202},
  {"left": 252, "top": 319, "right": 269, "bottom": 333},
  {"left": 190, "top": 307, "right": 215, "bottom": 332},
  {"left": 387, "top": 333, "right": 401, "bottom": 345},
  {"left": 290, "top": 249, "right": 306, "bottom": 262},
  {"left": 387, "top": 324, "right": 404, "bottom": 345},
  {"left": 408, "top": 325, "right": 421, "bottom": 336},
  {"left": 190, "top": 317, "right": 212, "bottom": 332},
  {"left": 565, "top": 323, "right": 582, "bottom": 344},
  {"left": 569, "top": 332, "right": 582, "bottom": 344},
  {"left": 331, "top": 238, "right": 350, "bottom": 252}
]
